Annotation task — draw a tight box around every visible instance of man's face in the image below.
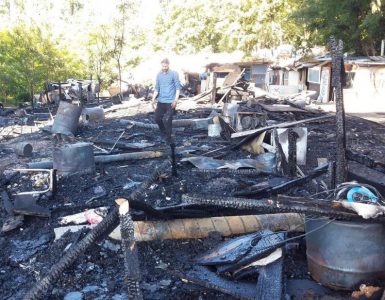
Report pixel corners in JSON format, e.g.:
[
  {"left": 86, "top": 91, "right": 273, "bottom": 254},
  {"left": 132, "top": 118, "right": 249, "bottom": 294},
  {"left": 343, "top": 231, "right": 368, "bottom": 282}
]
[{"left": 161, "top": 63, "right": 169, "bottom": 73}]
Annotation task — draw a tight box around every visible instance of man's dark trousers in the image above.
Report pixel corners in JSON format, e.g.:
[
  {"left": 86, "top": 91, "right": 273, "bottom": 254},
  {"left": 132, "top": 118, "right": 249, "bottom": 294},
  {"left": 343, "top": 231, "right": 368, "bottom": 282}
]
[{"left": 155, "top": 102, "right": 174, "bottom": 144}]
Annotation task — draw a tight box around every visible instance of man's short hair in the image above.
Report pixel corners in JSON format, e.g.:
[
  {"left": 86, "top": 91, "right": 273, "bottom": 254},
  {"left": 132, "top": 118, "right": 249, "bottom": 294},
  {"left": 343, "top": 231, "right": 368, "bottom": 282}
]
[{"left": 161, "top": 58, "right": 170, "bottom": 64}]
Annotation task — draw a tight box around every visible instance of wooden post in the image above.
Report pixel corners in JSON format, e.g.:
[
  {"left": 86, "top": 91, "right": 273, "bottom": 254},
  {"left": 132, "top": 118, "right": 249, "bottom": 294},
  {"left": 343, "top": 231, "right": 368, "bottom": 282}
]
[
  {"left": 58, "top": 81, "right": 62, "bottom": 102},
  {"left": 330, "top": 37, "right": 347, "bottom": 184},
  {"left": 45, "top": 79, "right": 50, "bottom": 105},
  {"left": 288, "top": 129, "right": 298, "bottom": 177},
  {"left": 117, "top": 199, "right": 143, "bottom": 300},
  {"left": 211, "top": 72, "right": 217, "bottom": 104}
]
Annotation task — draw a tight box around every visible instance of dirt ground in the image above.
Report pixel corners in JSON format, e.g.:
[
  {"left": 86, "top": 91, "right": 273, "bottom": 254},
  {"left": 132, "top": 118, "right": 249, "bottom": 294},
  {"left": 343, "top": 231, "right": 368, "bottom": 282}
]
[{"left": 1, "top": 96, "right": 384, "bottom": 299}]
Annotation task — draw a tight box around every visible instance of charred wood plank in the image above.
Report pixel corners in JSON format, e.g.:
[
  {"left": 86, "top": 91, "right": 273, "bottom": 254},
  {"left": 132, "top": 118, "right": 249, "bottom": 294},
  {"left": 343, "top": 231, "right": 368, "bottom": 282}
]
[
  {"left": 217, "top": 232, "right": 284, "bottom": 274},
  {"left": 181, "top": 194, "right": 381, "bottom": 221},
  {"left": 347, "top": 149, "right": 385, "bottom": 171},
  {"left": 176, "top": 266, "right": 258, "bottom": 300},
  {"left": 231, "top": 115, "right": 332, "bottom": 139},
  {"left": 330, "top": 37, "right": 347, "bottom": 184},
  {"left": 117, "top": 199, "right": 143, "bottom": 300},
  {"left": 287, "top": 129, "right": 298, "bottom": 177},
  {"left": 348, "top": 161, "right": 385, "bottom": 195},
  {"left": 233, "top": 164, "right": 328, "bottom": 197},
  {"left": 191, "top": 168, "right": 273, "bottom": 176},
  {"left": 254, "top": 258, "right": 283, "bottom": 300}
]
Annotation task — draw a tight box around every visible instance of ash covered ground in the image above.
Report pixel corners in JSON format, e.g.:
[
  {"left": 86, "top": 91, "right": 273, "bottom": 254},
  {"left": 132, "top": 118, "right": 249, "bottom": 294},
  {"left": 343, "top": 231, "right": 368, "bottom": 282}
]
[{"left": 1, "top": 97, "right": 385, "bottom": 299}]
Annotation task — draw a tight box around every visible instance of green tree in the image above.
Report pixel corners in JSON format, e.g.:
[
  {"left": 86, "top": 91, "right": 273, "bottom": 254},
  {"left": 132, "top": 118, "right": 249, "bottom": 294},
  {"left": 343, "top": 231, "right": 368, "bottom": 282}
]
[
  {"left": 237, "top": 0, "right": 302, "bottom": 54},
  {"left": 153, "top": 0, "right": 302, "bottom": 55},
  {"left": 0, "top": 25, "right": 85, "bottom": 105},
  {"left": 154, "top": 0, "right": 236, "bottom": 53},
  {"left": 294, "top": 0, "right": 385, "bottom": 55}
]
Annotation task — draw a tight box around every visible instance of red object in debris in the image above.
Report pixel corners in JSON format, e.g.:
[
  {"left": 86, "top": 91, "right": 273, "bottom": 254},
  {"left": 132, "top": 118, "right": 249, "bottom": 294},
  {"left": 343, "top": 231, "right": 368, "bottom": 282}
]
[{"left": 85, "top": 209, "right": 104, "bottom": 224}]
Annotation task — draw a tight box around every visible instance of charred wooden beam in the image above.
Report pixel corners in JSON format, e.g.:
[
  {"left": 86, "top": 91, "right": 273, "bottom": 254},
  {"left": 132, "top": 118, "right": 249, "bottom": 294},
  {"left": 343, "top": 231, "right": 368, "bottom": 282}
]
[
  {"left": 116, "top": 199, "right": 143, "bottom": 300},
  {"left": 348, "top": 161, "right": 385, "bottom": 195},
  {"left": 170, "top": 142, "right": 177, "bottom": 176},
  {"left": 330, "top": 37, "right": 347, "bottom": 184},
  {"left": 287, "top": 129, "right": 298, "bottom": 177},
  {"left": 176, "top": 266, "right": 258, "bottom": 300},
  {"left": 273, "top": 129, "right": 287, "bottom": 175},
  {"left": 211, "top": 72, "right": 217, "bottom": 104},
  {"left": 181, "top": 194, "right": 383, "bottom": 221},
  {"left": 346, "top": 149, "right": 385, "bottom": 171},
  {"left": 191, "top": 168, "right": 273, "bottom": 176},
  {"left": 233, "top": 164, "right": 328, "bottom": 197}
]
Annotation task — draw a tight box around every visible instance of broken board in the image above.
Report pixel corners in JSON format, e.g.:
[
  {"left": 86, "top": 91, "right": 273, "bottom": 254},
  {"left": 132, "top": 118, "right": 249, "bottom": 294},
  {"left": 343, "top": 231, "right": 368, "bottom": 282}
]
[{"left": 258, "top": 103, "right": 306, "bottom": 113}]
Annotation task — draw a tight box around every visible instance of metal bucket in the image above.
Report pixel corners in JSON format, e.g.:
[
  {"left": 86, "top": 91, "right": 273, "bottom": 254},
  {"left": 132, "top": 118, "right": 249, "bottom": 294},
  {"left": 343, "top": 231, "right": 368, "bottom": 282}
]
[
  {"left": 52, "top": 101, "right": 82, "bottom": 136},
  {"left": 305, "top": 218, "right": 385, "bottom": 290},
  {"left": 53, "top": 143, "right": 95, "bottom": 176},
  {"left": 13, "top": 142, "right": 33, "bottom": 157},
  {"left": 81, "top": 107, "right": 105, "bottom": 123}
]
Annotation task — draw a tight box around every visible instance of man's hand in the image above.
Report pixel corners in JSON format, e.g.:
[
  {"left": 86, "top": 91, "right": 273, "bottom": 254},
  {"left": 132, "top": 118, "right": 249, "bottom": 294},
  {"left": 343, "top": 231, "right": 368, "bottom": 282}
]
[{"left": 171, "top": 101, "right": 177, "bottom": 109}]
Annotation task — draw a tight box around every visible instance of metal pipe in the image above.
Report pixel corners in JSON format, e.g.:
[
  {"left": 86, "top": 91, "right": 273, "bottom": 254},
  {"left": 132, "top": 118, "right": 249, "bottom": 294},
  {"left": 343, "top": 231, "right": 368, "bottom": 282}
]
[
  {"left": 28, "top": 150, "right": 166, "bottom": 169},
  {"left": 109, "top": 213, "right": 304, "bottom": 241},
  {"left": 95, "top": 150, "right": 165, "bottom": 163},
  {"left": 120, "top": 118, "right": 210, "bottom": 129}
]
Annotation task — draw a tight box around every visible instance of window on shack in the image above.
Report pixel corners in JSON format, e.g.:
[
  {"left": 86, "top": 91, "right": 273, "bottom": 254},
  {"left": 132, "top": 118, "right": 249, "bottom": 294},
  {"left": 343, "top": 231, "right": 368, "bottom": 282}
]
[
  {"left": 283, "top": 71, "right": 289, "bottom": 85},
  {"left": 307, "top": 67, "right": 321, "bottom": 84}
]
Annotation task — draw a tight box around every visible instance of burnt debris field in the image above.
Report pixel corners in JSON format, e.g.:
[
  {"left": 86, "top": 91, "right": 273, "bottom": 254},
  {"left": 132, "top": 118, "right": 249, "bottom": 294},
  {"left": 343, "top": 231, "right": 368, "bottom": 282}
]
[{"left": 1, "top": 80, "right": 385, "bottom": 300}]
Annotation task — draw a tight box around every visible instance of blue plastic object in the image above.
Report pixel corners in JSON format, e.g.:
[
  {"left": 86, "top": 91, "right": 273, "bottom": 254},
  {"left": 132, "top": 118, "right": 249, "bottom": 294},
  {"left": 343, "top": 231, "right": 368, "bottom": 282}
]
[{"left": 346, "top": 186, "right": 378, "bottom": 203}]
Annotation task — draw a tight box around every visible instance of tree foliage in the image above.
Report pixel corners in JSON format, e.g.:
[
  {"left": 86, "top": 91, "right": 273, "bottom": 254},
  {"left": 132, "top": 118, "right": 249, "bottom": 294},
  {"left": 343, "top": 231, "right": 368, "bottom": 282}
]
[
  {"left": 154, "top": 1, "right": 242, "bottom": 53},
  {"left": 154, "top": 0, "right": 302, "bottom": 54},
  {"left": 294, "top": 0, "right": 385, "bottom": 55},
  {"left": 0, "top": 25, "right": 85, "bottom": 104},
  {"left": 154, "top": 0, "right": 385, "bottom": 55}
]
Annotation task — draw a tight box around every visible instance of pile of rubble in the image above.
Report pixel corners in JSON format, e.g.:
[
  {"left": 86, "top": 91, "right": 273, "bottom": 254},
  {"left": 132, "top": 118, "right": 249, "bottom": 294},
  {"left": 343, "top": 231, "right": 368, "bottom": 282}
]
[{"left": 1, "top": 57, "right": 385, "bottom": 299}]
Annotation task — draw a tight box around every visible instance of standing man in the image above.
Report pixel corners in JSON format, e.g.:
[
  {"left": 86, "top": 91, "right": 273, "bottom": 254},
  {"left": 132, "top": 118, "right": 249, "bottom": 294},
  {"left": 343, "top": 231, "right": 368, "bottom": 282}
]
[{"left": 152, "top": 58, "right": 181, "bottom": 144}]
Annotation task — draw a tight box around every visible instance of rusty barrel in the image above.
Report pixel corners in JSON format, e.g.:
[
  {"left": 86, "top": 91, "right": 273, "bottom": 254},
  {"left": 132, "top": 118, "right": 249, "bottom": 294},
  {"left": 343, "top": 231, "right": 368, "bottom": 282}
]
[
  {"left": 13, "top": 142, "right": 33, "bottom": 157},
  {"left": 305, "top": 218, "right": 385, "bottom": 290},
  {"left": 52, "top": 101, "right": 82, "bottom": 136},
  {"left": 53, "top": 143, "right": 95, "bottom": 176},
  {"left": 81, "top": 107, "right": 105, "bottom": 123}
]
